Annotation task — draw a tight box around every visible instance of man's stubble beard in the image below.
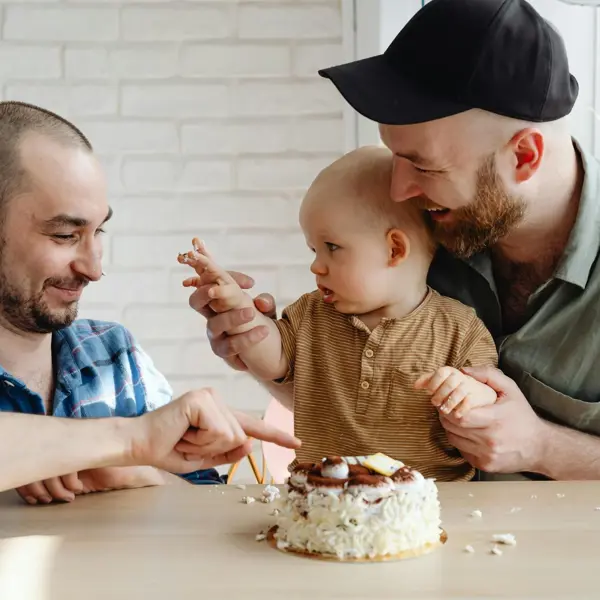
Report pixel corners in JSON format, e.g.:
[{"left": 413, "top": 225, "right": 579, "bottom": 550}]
[
  {"left": 430, "top": 155, "right": 526, "bottom": 259},
  {"left": 0, "top": 236, "right": 80, "bottom": 334}
]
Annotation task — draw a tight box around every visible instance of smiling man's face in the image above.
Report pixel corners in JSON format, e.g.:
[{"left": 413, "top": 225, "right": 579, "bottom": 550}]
[
  {"left": 379, "top": 113, "right": 526, "bottom": 258},
  {"left": 0, "top": 132, "right": 110, "bottom": 334}
]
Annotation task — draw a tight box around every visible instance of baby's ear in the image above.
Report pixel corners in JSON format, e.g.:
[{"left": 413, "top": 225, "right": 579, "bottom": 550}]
[{"left": 386, "top": 228, "right": 410, "bottom": 266}]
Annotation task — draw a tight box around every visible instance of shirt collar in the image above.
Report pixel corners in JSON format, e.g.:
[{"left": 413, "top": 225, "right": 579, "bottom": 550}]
[
  {"left": 52, "top": 325, "right": 85, "bottom": 389},
  {"left": 0, "top": 323, "right": 94, "bottom": 393},
  {"left": 553, "top": 140, "right": 600, "bottom": 289}
]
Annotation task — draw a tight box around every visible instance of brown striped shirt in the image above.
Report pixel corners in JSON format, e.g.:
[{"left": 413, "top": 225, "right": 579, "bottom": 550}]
[{"left": 274, "top": 287, "right": 498, "bottom": 482}]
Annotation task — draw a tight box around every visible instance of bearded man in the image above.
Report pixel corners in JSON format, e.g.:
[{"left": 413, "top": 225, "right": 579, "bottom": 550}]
[
  {"left": 193, "top": 0, "right": 600, "bottom": 482},
  {"left": 0, "top": 101, "right": 237, "bottom": 502}
]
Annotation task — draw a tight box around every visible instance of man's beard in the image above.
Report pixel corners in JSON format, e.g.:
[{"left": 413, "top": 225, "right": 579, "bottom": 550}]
[
  {"left": 0, "top": 246, "right": 85, "bottom": 334},
  {"left": 429, "top": 156, "right": 526, "bottom": 259}
]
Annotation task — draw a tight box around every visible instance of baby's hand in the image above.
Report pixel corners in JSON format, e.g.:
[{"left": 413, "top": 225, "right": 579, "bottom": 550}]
[
  {"left": 414, "top": 366, "right": 497, "bottom": 418},
  {"left": 178, "top": 238, "right": 251, "bottom": 313}
]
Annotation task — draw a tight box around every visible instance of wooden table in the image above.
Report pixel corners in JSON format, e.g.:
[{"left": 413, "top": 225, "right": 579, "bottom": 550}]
[{"left": 0, "top": 481, "right": 599, "bottom": 599}]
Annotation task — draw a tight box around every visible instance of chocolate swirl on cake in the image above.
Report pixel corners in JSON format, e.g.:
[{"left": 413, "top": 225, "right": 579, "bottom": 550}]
[
  {"left": 288, "top": 462, "right": 315, "bottom": 492},
  {"left": 391, "top": 466, "right": 417, "bottom": 483}
]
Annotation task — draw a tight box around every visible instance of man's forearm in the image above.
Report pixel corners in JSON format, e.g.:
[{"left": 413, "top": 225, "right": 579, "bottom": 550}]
[
  {"left": 535, "top": 420, "right": 600, "bottom": 480},
  {"left": 0, "top": 413, "right": 131, "bottom": 492}
]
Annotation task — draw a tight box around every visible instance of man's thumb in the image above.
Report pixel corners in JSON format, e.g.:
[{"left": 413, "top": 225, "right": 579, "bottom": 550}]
[{"left": 460, "top": 365, "right": 510, "bottom": 394}]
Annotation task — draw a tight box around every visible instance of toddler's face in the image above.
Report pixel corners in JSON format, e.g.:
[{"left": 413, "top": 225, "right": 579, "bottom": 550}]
[{"left": 299, "top": 189, "right": 396, "bottom": 315}]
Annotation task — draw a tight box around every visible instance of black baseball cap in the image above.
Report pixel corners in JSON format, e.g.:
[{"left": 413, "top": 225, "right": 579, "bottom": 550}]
[{"left": 318, "top": 0, "right": 579, "bottom": 125}]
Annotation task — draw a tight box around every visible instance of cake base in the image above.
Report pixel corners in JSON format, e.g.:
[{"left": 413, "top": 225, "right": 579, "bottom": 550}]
[{"left": 266, "top": 525, "right": 447, "bottom": 563}]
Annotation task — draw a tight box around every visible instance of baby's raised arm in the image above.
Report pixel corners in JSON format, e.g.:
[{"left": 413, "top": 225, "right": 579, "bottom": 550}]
[{"left": 178, "top": 239, "right": 288, "bottom": 381}]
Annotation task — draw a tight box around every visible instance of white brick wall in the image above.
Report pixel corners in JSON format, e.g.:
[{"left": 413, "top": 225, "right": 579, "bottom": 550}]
[{"left": 0, "top": 0, "right": 346, "bottom": 413}]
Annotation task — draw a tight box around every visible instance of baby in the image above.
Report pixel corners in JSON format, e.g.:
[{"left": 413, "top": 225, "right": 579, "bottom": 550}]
[{"left": 179, "top": 146, "right": 498, "bottom": 482}]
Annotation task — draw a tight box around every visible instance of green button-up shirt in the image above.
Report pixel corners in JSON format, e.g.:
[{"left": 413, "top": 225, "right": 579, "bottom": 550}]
[{"left": 427, "top": 143, "right": 600, "bottom": 441}]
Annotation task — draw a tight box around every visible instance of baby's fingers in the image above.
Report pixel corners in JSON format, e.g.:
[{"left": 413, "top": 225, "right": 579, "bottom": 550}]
[
  {"left": 209, "top": 286, "right": 250, "bottom": 314},
  {"left": 183, "top": 253, "right": 236, "bottom": 288},
  {"left": 183, "top": 276, "right": 203, "bottom": 288},
  {"left": 414, "top": 372, "right": 434, "bottom": 389},
  {"left": 178, "top": 249, "right": 210, "bottom": 270},
  {"left": 438, "top": 383, "right": 468, "bottom": 415}
]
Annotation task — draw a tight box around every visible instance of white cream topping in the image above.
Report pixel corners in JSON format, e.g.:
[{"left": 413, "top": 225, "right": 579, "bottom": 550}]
[
  {"left": 347, "top": 477, "right": 395, "bottom": 502},
  {"left": 273, "top": 477, "right": 442, "bottom": 559},
  {"left": 392, "top": 469, "right": 426, "bottom": 492},
  {"left": 321, "top": 461, "right": 349, "bottom": 479},
  {"left": 289, "top": 472, "right": 309, "bottom": 489}
]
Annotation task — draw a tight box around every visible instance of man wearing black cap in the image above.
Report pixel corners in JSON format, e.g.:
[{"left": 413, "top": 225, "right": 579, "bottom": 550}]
[{"left": 195, "top": 0, "right": 600, "bottom": 481}]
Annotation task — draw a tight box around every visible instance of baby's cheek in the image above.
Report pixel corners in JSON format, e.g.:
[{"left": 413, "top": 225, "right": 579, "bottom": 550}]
[{"left": 344, "top": 269, "right": 375, "bottom": 299}]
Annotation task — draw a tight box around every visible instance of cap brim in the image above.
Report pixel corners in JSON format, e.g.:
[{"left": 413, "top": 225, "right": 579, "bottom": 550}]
[{"left": 319, "top": 55, "right": 472, "bottom": 126}]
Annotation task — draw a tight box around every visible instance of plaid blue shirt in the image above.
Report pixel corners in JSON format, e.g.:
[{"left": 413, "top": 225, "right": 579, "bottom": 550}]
[{"left": 0, "top": 319, "right": 224, "bottom": 485}]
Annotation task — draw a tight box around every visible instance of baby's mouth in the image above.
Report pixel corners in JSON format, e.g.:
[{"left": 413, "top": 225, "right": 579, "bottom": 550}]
[{"left": 318, "top": 284, "right": 335, "bottom": 303}]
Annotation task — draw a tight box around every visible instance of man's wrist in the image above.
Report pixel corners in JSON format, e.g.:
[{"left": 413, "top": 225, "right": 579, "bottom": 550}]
[
  {"left": 529, "top": 418, "right": 555, "bottom": 477},
  {"left": 227, "top": 298, "right": 264, "bottom": 336},
  {"left": 109, "top": 416, "right": 142, "bottom": 468}
]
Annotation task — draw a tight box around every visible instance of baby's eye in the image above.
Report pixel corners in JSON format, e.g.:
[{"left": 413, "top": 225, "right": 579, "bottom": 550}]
[{"left": 325, "top": 242, "right": 340, "bottom": 252}]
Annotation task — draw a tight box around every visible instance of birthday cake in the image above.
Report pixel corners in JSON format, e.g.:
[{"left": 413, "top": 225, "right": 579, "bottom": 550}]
[{"left": 270, "top": 454, "right": 443, "bottom": 561}]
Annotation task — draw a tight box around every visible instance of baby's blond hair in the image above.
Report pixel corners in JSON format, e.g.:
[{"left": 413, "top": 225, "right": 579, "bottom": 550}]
[{"left": 308, "top": 145, "right": 437, "bottom": 259}]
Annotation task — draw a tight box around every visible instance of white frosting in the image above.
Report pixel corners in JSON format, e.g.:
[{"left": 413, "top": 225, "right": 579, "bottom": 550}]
[
  {"left": 312, "top": 484, "right": 344, "bottom": 497},
  {"left": 289, "top": 471, "right": 309, "bottom": 489},
  {"left": 321, "top": 461, "right": 349, "bottom": 479},
  {"left": 392, "top": 469, "right": 426, "bottom": 492},
  {"left": 274, "top": 475, "right": 442, "bottom": 559},
  {"left": 347, "top": 477, "right": 395, "bottom": 502}
]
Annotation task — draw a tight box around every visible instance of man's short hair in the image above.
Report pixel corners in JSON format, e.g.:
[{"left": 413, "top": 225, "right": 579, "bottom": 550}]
[{"left": 0, "top": 101, "right": 93, "bottom": 209}]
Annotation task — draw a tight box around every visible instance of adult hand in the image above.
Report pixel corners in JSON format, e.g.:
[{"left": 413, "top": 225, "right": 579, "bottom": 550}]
[
  {"left": 77, "top": 466, "right": 169, "bottom": 494},
  {"left": 438, "top": 366, "right": 545, "bottom": 474},
  {"left": 130, "top": 387, "right": 300, "bottom": 473},
  {"left": 16, "top": 473, "right": 83, "bottom": 505},
  {"left": 187, "top": 268, "right": 277, "bottom": 371},
  {"left": 17, "top": 466, "right": 173, "bottom": 505}
]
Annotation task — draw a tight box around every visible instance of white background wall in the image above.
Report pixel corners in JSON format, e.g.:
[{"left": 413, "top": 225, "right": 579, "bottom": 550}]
[
  {"left": 356, "top": 0, "right": 600, "bottom": 158},
  {"left": 0, "top": 0, "right": 350, "bottom": 413}
]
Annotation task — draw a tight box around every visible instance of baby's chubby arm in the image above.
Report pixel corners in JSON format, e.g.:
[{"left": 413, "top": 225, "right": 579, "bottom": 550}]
[
  {"left": 178, "top": 239, "right": 288, "bottom": 381},
  {"left": 414, "top": 366, "right": 497, "bottom": 419}
]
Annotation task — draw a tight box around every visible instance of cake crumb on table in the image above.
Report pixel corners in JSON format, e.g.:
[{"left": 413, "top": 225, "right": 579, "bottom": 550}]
[
  {"left": 470, "top": 509, "right": 482, "bottom": 518},
  {"left": 255, "top": 532, "right": 266, "bottom": 542},
  {"left": 490, "top": 545, "right": 503, "bottom": 556},
  {"left": 261, "top": 485, "right": 281, "bottom": 503},
  {"left": 492, "top": 533, "right": 516, "bottom": 545},
  {"left": 464, "top": 545, "right": 475, "bottom": 553},
  {"left": 241, "top": 496, "right": 256, "bottom": 504},
  {"left": 508, "top": 507, "right": 521, "bottom": 514},
  {"left": 235, "top": 484, "right": 246, "bottom": 490}
]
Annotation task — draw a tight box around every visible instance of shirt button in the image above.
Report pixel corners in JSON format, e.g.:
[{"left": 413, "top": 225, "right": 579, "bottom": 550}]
[
  {"left": 361, "top": 381, "right": 370, "bottom": 390},
  {"left": 365, "top": 349, "right": 374, "bottom": 358}
]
